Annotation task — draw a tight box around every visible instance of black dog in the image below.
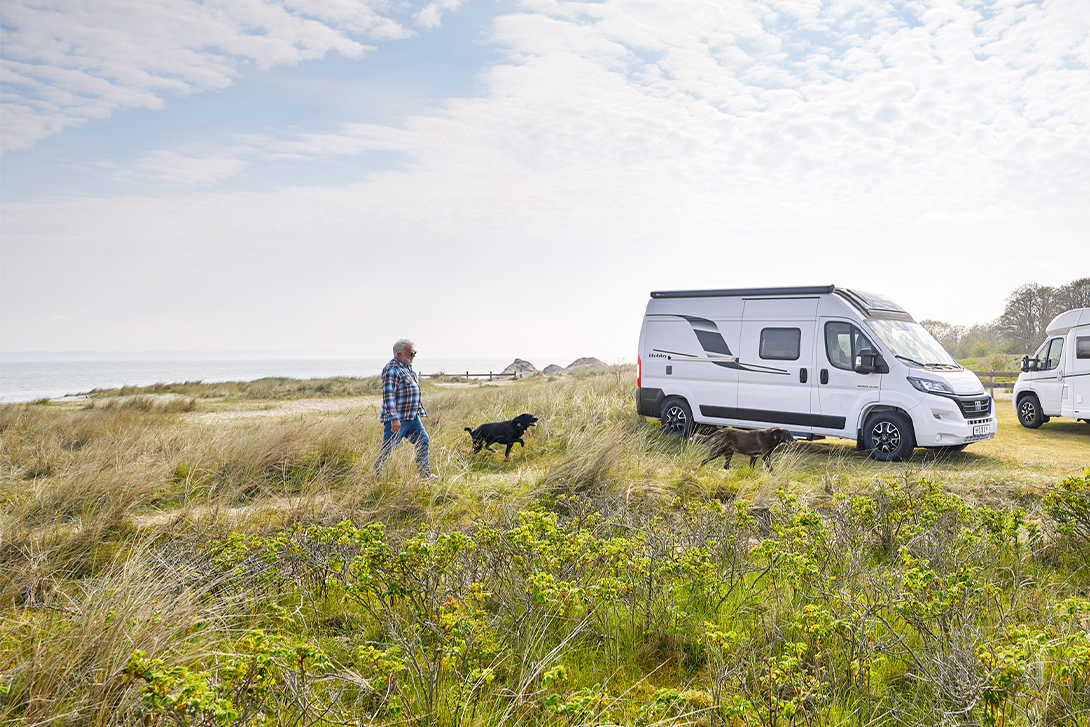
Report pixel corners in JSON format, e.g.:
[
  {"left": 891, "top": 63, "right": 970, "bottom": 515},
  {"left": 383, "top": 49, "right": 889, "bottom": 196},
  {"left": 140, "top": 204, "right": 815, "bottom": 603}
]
[
  {"left": 699, "top": 427, "right": 795, "bottom": 471},
  {"left": 465, "top": 413, "right": 539, "bottom": 459}
]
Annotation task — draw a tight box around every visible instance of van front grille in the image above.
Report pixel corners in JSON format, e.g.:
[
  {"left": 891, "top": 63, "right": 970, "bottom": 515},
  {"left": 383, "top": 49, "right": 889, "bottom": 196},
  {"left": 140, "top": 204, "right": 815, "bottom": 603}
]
[{"left": 956, "top": 397, "right": 992, "bottom": 418}]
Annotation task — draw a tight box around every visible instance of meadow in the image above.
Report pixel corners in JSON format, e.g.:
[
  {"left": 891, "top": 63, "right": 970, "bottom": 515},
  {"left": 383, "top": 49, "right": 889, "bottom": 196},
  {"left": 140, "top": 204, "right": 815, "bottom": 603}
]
[{"left": 1, "top": 366, "right": 1088, "bottom": 727}]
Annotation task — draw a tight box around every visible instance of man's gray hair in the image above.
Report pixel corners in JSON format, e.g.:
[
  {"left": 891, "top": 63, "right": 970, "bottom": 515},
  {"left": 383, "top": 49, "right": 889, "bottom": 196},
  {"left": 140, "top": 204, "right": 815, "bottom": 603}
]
[{"left": 393, "top": 339, "right": 415, "bottom": 356}]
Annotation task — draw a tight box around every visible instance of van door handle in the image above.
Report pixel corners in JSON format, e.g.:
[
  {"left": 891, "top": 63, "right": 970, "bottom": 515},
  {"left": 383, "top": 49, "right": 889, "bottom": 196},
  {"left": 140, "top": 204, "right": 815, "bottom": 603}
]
[
  {"left": 800, "top": 368, "right": 808, "bottom": 383},
  {"left": 820, "top": 369, "right": 829, "bottom": 385}
]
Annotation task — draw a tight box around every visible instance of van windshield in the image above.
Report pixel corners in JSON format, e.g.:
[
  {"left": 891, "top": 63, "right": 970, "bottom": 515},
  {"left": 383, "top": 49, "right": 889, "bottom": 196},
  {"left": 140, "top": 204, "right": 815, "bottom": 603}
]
[{"left": 866, "top": 320, "right": 960, "bottom": 369}]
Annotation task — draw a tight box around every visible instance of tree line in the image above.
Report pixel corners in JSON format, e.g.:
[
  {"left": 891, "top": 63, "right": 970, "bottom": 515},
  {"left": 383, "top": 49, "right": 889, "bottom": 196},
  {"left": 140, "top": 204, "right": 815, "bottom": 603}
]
[{"left": 921, "top": 277, "right": 1090, "bottom": 359}]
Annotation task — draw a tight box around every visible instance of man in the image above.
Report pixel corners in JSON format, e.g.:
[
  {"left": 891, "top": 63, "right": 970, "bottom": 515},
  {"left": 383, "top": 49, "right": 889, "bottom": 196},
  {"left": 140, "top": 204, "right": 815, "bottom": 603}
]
[{"left": 373, "top": 339, "right": 437, "bottom": 478}]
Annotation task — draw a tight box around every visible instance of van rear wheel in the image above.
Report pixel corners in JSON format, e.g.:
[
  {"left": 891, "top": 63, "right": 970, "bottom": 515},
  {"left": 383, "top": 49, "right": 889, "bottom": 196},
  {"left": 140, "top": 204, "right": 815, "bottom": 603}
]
[
  {"left": 863, "top": 411, "right": 915, "bottom": 462},
  {"left": 1017, "top": 394, "right": 1046, "bottom": 429},
  {"left": 660, "top": 397, "right": 693, "bottom": 438}
]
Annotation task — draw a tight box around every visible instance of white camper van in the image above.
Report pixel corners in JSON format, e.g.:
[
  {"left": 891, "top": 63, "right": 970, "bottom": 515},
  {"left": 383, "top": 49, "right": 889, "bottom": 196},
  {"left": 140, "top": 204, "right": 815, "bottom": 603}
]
[
  {"left": 1012, "top": 308, "right": 1090, "bottom": 428},
  {"left": 637, "top": 286, "right": 997, "bottom": 461}
]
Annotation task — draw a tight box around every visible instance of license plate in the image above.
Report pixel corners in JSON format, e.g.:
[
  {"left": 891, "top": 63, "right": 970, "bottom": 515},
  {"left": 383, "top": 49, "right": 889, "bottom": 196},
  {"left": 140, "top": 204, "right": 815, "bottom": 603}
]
[{"left": 973, "top": 424, "right": 990, "bottom": 436}]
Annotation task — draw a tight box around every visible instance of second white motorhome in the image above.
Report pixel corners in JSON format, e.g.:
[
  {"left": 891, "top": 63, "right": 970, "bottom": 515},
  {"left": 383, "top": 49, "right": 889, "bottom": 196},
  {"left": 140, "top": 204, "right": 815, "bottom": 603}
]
[
  {"left": 1013, "top": 308, "right": 1090, "bottom": 427},
  {"left": 637, "top": 286, "right": 997, "bottom": 461}
]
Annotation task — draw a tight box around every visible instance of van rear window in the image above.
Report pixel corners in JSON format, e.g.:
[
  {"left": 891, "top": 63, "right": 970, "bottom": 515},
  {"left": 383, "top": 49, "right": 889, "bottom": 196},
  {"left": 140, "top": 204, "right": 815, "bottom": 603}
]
[
  {"left": 760, "top": 328, "right": 801, "bottom": 360},
  {"left": 1078, "top": 336, "right": 1090, "bottom": 359}
]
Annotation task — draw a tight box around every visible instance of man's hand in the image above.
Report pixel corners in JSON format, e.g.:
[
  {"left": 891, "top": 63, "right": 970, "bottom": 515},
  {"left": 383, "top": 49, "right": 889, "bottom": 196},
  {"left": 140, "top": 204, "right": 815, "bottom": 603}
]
[{"left": 391, "top": 419, "right": 401, "bottom": 434}]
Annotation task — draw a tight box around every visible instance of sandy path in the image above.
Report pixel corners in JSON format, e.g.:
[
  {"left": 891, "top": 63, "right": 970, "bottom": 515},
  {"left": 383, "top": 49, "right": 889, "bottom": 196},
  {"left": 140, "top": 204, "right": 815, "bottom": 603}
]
[{"left": 187, "top": 396, "right": 381, "bottom": 423}]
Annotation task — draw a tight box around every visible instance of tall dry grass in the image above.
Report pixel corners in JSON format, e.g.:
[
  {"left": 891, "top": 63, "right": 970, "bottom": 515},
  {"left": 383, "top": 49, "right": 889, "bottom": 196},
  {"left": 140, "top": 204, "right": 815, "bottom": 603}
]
[
  {"left": 86, "top": 375, "right": 381, "bottom": 401},
  {"left": 5, "top": 366, "right": 1085, "bottom": 548},
  {"left": 0, "top": 538, "right": 262, "bottom": 726}
]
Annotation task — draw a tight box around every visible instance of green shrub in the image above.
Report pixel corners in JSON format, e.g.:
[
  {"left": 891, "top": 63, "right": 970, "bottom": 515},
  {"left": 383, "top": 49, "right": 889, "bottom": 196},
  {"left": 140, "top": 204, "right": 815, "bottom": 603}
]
[{"left": 1044, "top": 468, "right": 1090, "bottom": 547}]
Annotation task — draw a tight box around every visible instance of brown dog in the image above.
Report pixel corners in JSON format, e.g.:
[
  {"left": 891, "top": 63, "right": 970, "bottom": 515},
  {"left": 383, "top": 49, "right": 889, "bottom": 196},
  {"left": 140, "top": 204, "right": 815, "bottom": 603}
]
[{"left": 700, "top": 427, "right": 795, "bottom": 470}]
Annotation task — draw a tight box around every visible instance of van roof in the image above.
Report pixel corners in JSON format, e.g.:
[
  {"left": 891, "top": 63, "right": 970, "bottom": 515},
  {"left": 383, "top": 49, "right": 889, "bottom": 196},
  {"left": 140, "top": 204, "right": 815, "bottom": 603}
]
[
  {"left": 650, "top": 285, "right": 835, "bottom": 299},
  {"left": 1045, "top": 308, "right": 1090, "bottom": 336},
  {"left": 648, "top": 285, "right": 913, "bottom": 320}
]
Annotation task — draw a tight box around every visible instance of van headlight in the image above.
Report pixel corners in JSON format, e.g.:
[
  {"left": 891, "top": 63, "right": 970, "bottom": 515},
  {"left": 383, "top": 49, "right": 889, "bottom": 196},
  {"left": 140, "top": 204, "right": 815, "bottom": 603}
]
[{"left": 908, "top": 377, "right": 955, "bottom": 395}]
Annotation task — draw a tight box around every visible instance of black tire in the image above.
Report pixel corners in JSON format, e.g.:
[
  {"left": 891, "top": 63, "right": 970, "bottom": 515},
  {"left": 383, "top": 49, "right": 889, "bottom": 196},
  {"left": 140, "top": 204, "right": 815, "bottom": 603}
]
[
  {"left": 863, "top": 410, "right": 916, "bottom": 462},
  {"left": 1017, "top": 394, "right": 1046, "bottom": 429},
  {"left": 660, "top": 397, "right": 694, "bottom": 438}
]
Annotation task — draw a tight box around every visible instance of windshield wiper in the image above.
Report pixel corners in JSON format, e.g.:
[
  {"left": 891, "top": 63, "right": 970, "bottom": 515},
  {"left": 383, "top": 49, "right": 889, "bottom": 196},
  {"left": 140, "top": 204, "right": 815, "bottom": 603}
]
[
  {"left": 895, "top": 355, "right": 926, "bottom": 367},
  {"left": 923, "top": 362, "right": 961, "bottom": 370}
]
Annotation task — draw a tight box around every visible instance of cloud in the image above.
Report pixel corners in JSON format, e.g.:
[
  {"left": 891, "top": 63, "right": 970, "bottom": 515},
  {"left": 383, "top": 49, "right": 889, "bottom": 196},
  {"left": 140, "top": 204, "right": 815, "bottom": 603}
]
[
  {"left": 30, "top": 0, "right": 1090, "bottom": 230},
  {"left": 415, "top": 0, "right": 469, "bottom": 29},
  {"left": 2, "top": 0, "right": 1088, "bottom": 354},
  {"left": 129, "top": 150, "right": 250, "bottom": 185},
  {"left": 0, "top": 0, "right": 427, "bottom": 154}
]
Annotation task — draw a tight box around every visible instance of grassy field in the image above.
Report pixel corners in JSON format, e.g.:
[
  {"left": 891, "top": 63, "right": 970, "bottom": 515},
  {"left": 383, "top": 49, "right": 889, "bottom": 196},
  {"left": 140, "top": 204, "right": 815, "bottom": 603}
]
[{"left": 2, "top": 367, "right": 1088, "bottom": 726}]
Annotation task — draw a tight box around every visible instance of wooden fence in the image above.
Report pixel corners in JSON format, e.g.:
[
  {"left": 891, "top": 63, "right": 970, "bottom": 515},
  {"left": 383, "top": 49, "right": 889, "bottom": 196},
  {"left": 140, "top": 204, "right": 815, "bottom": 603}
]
[
  {"left": 419, "top": 371, "right": 519, "bottom": 381},
  {"left": 973, "top": 371, "right": 1020, "bottom": 397}
]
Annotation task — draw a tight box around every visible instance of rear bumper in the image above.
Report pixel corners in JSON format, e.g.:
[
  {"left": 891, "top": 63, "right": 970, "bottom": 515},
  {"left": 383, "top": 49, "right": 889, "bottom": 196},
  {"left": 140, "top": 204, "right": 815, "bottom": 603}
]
[{"left": 637, "top": 387, "right": 664, "bottom": 417}]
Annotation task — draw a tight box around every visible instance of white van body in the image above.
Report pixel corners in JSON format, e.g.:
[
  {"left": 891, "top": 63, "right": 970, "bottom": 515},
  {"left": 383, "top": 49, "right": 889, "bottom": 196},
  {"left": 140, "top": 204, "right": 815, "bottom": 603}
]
[
  {"left": 1012, "top": 308, "right": 1090, "bottom": 427},
  {"left": 636, "top": 286, "right": 997, "bottom": 461}
]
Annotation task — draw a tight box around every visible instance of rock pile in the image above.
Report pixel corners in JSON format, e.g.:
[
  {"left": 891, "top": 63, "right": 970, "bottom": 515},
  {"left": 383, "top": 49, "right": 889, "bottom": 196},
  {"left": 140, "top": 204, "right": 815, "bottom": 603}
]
[
  {"left": 563, "top": 357, "right": 607, "bottom": 372},
  {"left": 501, "top": 359, "right": 540, "bottom": 377},
  {"left": 503, "top": 358, "right": 609, "bottom": 377}
]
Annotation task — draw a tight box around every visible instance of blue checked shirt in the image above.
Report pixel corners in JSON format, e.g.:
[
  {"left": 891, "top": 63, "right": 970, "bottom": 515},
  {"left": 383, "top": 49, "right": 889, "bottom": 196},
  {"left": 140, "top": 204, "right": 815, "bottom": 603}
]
[{"left": 379, "top": 358, "right": 426, "bottom": 422}]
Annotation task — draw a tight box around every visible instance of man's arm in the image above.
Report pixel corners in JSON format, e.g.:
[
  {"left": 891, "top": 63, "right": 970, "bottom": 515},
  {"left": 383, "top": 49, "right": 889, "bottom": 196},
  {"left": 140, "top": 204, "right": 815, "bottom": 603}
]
[{"left": 382, "top": 367, "right": 401, "bottom": 433}]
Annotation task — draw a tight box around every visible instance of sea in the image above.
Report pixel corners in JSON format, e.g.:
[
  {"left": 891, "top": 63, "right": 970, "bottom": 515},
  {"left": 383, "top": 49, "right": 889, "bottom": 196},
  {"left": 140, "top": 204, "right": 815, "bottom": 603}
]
[{"left": 0, "top": 355, "right": 518, "bottom": 403}]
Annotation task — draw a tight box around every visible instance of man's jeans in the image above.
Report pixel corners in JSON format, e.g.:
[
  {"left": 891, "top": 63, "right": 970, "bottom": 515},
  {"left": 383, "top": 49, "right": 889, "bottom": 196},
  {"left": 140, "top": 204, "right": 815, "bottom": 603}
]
[{"left": 373, "top": 417, "right": 431, "bottom": 476}]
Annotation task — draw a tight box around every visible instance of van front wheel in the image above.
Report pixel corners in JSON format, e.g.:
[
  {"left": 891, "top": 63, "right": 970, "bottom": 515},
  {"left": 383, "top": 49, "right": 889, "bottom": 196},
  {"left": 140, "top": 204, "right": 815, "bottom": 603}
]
[
  {"left": 1017, "top": 395, "right": 1046, "bottom": 429},
  {"left": 660, "top": 398, "right": 693, "bottom": 438},
  {"left": 863, "top": 411, "right": 915, "bottom": 462}
]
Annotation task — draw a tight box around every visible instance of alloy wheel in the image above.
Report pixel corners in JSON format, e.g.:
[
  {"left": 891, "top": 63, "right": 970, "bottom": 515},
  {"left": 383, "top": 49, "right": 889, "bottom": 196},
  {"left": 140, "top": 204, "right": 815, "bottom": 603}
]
[
  {"left": 1019, "top": 400, "right": 1037, "bottom": 425},
  {"left": 870, "top": 421, "right": 901, "bottom": 454},
  {"left": 663, "top": 405, "right": 689, "bottom": 435}
]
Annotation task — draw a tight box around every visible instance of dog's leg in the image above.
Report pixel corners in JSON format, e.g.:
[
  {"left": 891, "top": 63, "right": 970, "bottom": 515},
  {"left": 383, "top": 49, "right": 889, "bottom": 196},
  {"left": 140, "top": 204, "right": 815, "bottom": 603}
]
[
  {"left": 504, "top": 443, "right": 514, "bottom": 459},
  {"left": 749, "top": 454, "right": 759, "bottom": 468},
  {"left": 472, "top": 440, "right": 483, "bottom": 454},
  {"left": 484, "top": 444, "right": 496, "bottom": 452},
  {"left": 764, "top": 453, "right": 774, "bottom": 471},
  {"left": 722, "top": 450, "right": 734, "bottom": 470}
]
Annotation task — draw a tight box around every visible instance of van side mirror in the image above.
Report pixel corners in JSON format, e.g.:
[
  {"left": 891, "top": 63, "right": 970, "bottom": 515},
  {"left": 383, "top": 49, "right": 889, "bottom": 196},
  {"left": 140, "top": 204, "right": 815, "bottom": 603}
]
[
  {"left": 854, "top": 348, "right": 887, "bottom": 374},
  {"left": 1020, "top": 356, "right": 1038, "bottom": 372}
]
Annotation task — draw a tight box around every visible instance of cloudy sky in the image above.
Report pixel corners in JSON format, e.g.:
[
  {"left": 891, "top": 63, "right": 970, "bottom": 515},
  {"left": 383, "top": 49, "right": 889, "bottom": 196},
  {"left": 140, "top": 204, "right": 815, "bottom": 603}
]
[{"left": 2, "top": 0, "right": 1088, "bottom": 363}]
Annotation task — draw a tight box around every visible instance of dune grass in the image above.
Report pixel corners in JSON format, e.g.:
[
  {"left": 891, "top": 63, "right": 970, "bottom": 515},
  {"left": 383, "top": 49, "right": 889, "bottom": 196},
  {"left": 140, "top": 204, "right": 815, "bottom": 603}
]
[
  {"left": 83, "top": 375, "right": 383, "bottom": 401},
  {"left": 1, "top": 367, "right": 1088, "bottom": 726}
]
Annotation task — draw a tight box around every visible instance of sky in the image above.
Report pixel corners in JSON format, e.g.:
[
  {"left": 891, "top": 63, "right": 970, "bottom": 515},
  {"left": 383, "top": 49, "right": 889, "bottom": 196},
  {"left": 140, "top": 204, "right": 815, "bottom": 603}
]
[{"left": 2, "top": 0, "right": 1088, "bottom": 364}]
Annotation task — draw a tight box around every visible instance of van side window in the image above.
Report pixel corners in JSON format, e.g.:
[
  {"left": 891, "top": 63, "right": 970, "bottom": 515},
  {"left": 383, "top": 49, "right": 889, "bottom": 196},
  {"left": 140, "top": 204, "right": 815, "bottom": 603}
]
[
  {"left": 760, "top": 328, "right": 801, "bottom": 360},
  {"left": 825, "top": 322, "right": 872, "bottom": 371},
  {"left": 1040, "top": 338, "right": 1064, "bottom": 371},
  {"left": 1077, "top": 336, "right": 1090, "bottom": 359}
]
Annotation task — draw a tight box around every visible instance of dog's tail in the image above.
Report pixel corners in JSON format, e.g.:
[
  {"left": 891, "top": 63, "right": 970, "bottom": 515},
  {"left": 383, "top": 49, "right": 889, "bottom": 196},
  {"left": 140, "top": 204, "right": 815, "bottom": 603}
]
[{"left": 465, "top": 427, "right": 473, "bottom": 434}]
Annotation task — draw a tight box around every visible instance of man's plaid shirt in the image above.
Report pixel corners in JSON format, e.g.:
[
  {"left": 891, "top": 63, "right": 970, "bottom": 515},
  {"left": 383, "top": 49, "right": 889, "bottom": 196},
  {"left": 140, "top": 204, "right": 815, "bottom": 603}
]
[{"left": 379, "top": 358, "right": 426, "bottom": 422}]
